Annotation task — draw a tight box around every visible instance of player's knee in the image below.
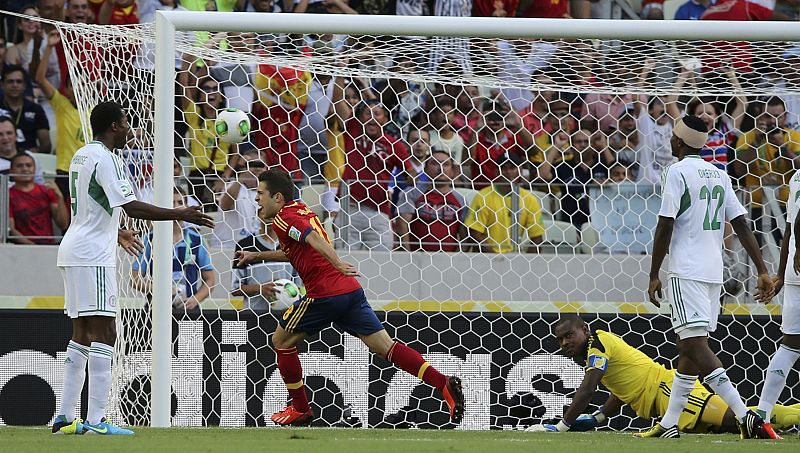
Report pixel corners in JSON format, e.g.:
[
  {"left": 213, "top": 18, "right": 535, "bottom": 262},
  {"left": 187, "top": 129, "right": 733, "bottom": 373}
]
[{"left": 272, "top": 330, "right": 292, "bottom": 350}]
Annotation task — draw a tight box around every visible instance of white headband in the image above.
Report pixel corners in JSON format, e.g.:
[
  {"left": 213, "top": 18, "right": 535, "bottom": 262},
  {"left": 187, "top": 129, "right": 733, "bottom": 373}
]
[{"left": 673, "top": 118, "right": 708, "bottom": 149}]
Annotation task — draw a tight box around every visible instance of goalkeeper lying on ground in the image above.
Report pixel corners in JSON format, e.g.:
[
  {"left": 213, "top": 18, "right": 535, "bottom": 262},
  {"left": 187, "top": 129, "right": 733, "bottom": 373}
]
[{"left": 528, "top": 315, "right": 800, "bottom": 434}]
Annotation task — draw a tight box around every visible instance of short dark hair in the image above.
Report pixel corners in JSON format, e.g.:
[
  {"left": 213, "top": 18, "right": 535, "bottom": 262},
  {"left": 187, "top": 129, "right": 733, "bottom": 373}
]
[
  {"left": 553, "top": 314, "right": 586, "bottom": 332},
  {"left": 90, "top": 101, "right": 125, "bottom": 136},
  {"left": 10, "top": 152, "right": 34, "bottom": 167},
  {"left": 258, "top": 169, "right": 295, "bottom": 201},
  {"left": 681, "top": 115, "right": 708, "bottom": 134},
  {"left": 766, "top": 96, "right": 786, "bottom": 110},
  {"left": 0, "top": 116, "right": 15, "bottom": 132},
  {"left": 2, "top": 64, "right": 27, "bottom": 84}
]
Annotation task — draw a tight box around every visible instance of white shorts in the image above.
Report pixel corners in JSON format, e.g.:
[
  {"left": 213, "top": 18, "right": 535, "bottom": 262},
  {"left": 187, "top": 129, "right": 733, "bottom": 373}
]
[
  {"left": 781, "top": 283, "right": 800, "bottom": 334},
  {"left": 667, "top": 276, "right": 721, "bottom": 338},
  {"left": 59, "top": 266, "right": 118, "bottom": 319}
]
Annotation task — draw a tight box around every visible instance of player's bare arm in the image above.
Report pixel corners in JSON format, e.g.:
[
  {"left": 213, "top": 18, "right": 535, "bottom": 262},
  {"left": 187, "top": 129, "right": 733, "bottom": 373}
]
[
  {"left": 305, "top": 230, "right": 359, "bottom": 277},
  {"left": 562, "top": 368, "right": 604, "bottom": 426},
  {"left": 122, "top": 200, "right": 214, "bottom": 228},
  {"left": 730, "top": 215, "right": 774, "bottom": 303},
  {"left": 774, "top": 223, "right": 791, "bottom": 295},
  {"left": 648, "top": 216, "right": 674, "bottom": 307},
  {"left": 571, "top": 392, "right": 622, "bottom": 432},
  {"left": 794, "top": 210, "right": 800, "bottom": 276},
  {"left": 234, "top": 249, "right": 289, "bottom": 267}
]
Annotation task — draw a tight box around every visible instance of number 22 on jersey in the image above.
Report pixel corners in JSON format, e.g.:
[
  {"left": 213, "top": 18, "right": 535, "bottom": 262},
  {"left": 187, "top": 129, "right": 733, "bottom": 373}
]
[{"left": 699, "top": 185, "right": 724, "bottom": 231}]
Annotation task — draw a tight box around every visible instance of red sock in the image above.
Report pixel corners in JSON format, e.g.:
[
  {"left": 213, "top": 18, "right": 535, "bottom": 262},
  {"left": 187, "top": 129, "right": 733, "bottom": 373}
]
[
  {"left": 275, "top": 347, "right": 310, "bottom": 412},
  {"left": 387, "top": 342, "right": 447, "bottom": 392}
]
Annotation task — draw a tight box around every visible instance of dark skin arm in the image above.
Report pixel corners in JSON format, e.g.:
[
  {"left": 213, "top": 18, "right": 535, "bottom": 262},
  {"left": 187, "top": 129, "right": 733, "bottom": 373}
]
[
  {"left": 122, "top": 201, "right": 215, "bottom": 228},
  {"left": 599, "top": 393, "right": 623, "bottom": 419},
  {"left": 562, "top": 368, "right": 604, "bottom": 425},
  {"left": 774, "top": 224, "right": 791, "bottom": 295},
  {"left": 647, "top": 216, "right": 674, "bottom": 307},
  {"left": 795, "top": 211, "right": 800, "bottom": 276},
  {"left": 730, "top": 214, "right": 774, "bottom": 302}
]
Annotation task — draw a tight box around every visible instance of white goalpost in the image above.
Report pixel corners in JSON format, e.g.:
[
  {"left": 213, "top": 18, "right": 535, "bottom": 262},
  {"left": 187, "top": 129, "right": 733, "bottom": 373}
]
[{"left": 32, "top": 9, "right": 800, "bottom": 430}]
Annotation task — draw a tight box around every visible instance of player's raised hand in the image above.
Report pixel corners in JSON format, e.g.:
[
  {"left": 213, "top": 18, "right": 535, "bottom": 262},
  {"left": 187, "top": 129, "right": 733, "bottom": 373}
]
[
  {"left": 176, "top": 206, "right": 215, "bottom": 228},
  {"left": 648, "top": 277, "right": 663, "bottom": 307},
  {"left": 754, "top": 273, "right": 775, "bottom": 304},
  {"left": 117, "top": 229, "right": 144, "bottom": 256},
  {"left": 334, "top": 261, "right": 359, "bottom": 277},
  {"left": 771, "top": 275, "right": 784, "bottom": 297}
]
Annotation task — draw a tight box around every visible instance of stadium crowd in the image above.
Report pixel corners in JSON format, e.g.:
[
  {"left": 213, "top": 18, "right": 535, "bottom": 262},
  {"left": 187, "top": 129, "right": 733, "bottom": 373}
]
[{"left": 2, "top": 0, "right": 800, "bottom": 256}]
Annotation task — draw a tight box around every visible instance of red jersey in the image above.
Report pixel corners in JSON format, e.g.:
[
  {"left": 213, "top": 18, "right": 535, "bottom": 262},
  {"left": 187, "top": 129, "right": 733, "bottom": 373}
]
[
  {"left": 472, "top": 0, "right": 520, "bottom": 17},
  {"left": 340, "top": 120, "right": 411, "bottom": 214},
  {"left": 9, "top": 184, "right": 58, "bottom": 244},
  {"left": 700, "top": 0, "right": 774, "bottom": 73},
  {"left": 520, "top": 0, "right": 569, "bottom": 18},
  {"left": 472, "top": 129, "right": 526, "bottom": 189},
  {"left": 272, "top": 201, "right": 361, "bottom": 298},
  {"left": 409, "top": 190, "right": 466, "bottom": 252}
]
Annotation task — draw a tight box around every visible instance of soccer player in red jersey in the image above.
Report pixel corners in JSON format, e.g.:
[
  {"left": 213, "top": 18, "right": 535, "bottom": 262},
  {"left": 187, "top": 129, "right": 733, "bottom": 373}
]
[{"left": 236, "top": 169, "right": 465, "bottom": 427}]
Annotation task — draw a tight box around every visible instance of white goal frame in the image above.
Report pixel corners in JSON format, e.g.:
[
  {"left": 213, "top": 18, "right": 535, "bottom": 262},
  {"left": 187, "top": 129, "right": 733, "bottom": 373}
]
[{"left": 151, "top": 11, "right": 800, "bottom": 427}]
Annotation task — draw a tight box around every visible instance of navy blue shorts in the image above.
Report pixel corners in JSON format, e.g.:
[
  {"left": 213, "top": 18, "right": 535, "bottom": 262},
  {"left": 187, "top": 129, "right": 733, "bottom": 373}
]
[{"left": 278, "top": 288, "right": 385, "bottom": 337}]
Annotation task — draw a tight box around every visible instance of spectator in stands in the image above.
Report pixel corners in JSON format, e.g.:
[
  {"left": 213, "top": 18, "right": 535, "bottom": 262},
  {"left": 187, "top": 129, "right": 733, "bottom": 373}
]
[
  {"left": 178, "top": 71, "right": 238, "bottom": 210},
  {"left": 340, "top": 100, "right": 414, "bottom": 251},
  {"left": 298, "top": 68, "right": 334, "bottom": 184},
  {"left": 6, "top": 7, "right": 61, "bottom": 91},
  {"left": 608, "top": 104, "right": 639, "bottom": 170},
  {"left": 674, "top": 0, "right": 711, "bottom": 19},
  {"left": 140, "top": 0, "right": 189, "bottom": 22},
  {"left": 471, "top": 98, "right": 531, "bottom": 189},
  {"left": 235, "top": 0, "right": 285, "bottom": 12},
  {"left": 0, "top": 116, "right": 44, "bottom": 183},
  {"left": 472, "top": 0, "right": 518, "bottom": 16},
  {"left": 584, "top": 92, "right": 636, "bottom": 136},
  {"left": 429, "top": 96, "right": 465, "bottom": 166},
  {"left": 452, "top": 85, "right": 482, "bottom": 145},
  {"left": 216, "top": 148, "right": 266, "bottom": 249},
  {"left": 35, "top": 31, "right": 83, "bottom": 207},
  {"left": 131, "top": 188, "right": 217, "bottom": 313},
  {"left": 0, "top": 65, "right": 50, "bottom": 154},
  {"left": 0, "top": 36, "right": 7, "bottom": 77},
  {"left": 8, "top": 153, "right": 68, "bottom": 244},
  {"left": 734, "top": 98, "right": 799, "bottom": 239},
  {"left": 406, "top": 127, "right": 432, "bottom": 177},
  {"left": 640, "top": 0, "right": 664, "bottom": 19},
  {"left": 36, "top": 0, "right": 65, "bottom": 22},
  {"left": 687, "top": 94, "right": 746, "bottom": 172},
  {"left": 97, "top": 0, "right": 141, "bottom": 25},
  {"left": 397, "top": 149, "right": 467, "bottom": 251},
  {"left": 231, "top": 222, "right": 299, "bottom": 311},
  {"left": 518, "top": 0, "right": 571, "bottom": 17},
  {"left": 66, "top": 0, "right": 95, "bottom": 23},
  {"left": 550, "top": 129, "right": 609, "bottom": 228},
  {"left": 465, "top": 152, "right": 545, "bottom": 253},
  {"left": 607, "top": 161, "right": 634, "bottom": 183},
  {"left": 251, "top": 51, "right": 311, "bottom": 181}
]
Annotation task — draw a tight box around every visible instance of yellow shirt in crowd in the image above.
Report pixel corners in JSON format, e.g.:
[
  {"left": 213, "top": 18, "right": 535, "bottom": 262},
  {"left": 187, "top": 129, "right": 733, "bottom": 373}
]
[
  {"left": 464, "top": 185, "right": 545, "bottom": 253},
  {"left": 184, "top": 100, "right": 232, "bottom": 172},
  {"left": 52, "top": 91, "right": 85, "bottom": 173},
  {"left": 735, "top": 129, "right": 800, "bottom": 207}
]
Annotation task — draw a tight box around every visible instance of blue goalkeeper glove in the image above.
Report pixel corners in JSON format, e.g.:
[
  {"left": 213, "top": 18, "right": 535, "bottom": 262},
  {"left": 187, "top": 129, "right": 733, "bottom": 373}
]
[{"left": 570, "top": 411, "right": 607, "bottom": 432}]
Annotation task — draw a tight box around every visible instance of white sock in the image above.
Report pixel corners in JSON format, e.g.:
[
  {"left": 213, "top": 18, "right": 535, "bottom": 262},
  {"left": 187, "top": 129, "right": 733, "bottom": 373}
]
[
  {"left": 704, "top": 367, "right": 748, "bottom": 420},
  {"left": 661, "top": 372, "right": 696, "bottom": 428},
  {"left": 757, "top": 344, "right": 800, "bottom": 420},
  {"left": 87, "top": 342, "right": 114, "bottom": 425},
  {"left": 59, "top": 341, "right": 89, "bottom": 421}
]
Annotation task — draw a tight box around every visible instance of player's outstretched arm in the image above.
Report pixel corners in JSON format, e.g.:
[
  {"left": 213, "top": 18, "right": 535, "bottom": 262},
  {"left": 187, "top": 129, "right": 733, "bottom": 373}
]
[
  {"left": 648, "top": 216, "right": 674, "bottom": 307},
  {"left": 528, "top": 368, "right": 603, "bottom": 433},
  {"left": 305, "top": 230, "right": 359, "bottom": 277},
  {"left": 234, "top": 250, "right": 289, "bottom": 266},
  {"left": 731, "top": 214, "right": 774, "bottom": 302},
  {"left": 122, "top": 200, "right": 214, "bottom": 228},
  {"left": 571, "top": 393, "right": 622, "bottom": 432},
  {"left": 794, "top": 212, "right": 800, "bottom": 276}
]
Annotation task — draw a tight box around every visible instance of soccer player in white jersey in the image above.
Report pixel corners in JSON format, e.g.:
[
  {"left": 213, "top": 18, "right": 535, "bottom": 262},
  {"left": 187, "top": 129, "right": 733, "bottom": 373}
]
[
  {"left": 757, "top": 168, "right": 800, "bottom": 437},
  {"left": 641, "top": 115, "right": 778, "bottom": 440},
  {"left": 53, "top": 102, "right": 214, "bottom": 435}
]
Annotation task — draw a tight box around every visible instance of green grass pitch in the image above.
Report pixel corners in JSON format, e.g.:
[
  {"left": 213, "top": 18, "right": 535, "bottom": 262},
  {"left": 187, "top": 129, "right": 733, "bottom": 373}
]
[{"left": 1, "top": 428, "right": 798, "bottom": 452}]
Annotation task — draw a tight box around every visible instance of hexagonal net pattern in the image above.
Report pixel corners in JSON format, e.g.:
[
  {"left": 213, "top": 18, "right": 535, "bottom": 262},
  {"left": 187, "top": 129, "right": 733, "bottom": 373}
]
[{"left": 50, "top": 18, "right": 800, "bottom": 430}]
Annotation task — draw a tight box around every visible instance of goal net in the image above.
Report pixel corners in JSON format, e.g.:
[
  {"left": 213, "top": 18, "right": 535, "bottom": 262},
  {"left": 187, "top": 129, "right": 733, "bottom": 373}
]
[{"left": 45, "top": 13, "right": 800, "bottom": 430}]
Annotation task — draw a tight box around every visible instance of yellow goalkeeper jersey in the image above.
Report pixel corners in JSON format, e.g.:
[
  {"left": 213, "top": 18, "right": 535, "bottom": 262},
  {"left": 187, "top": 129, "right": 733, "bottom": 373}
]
[{"left": 585, "top": 330, "right": 670, "bottom": 419}]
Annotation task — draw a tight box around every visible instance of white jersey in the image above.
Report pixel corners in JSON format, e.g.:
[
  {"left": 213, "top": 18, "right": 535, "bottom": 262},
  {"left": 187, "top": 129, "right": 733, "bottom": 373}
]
[
  {"left": 659, "top": 155, "right": 747, "bottom": 283},
  {"left": 57, "top": 141, "right": 136, "bottom": 267},
  {"left": 785, "top": 170, "right": 800, "bottom": 285}
]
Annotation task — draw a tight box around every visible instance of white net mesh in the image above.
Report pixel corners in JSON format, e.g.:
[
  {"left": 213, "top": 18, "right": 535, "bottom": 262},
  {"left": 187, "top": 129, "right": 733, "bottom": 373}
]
[{"left": 38, "top": 15, "right": 800, "bottom": 430}]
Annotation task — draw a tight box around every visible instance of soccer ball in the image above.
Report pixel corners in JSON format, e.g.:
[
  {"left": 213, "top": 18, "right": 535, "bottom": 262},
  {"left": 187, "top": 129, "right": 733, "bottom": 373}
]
[
  {"left": 214, "top": 108, "right": 250, "bottom": 144},
  {"left": 269, "top": 279, "right": 301, "bottom": 309}
]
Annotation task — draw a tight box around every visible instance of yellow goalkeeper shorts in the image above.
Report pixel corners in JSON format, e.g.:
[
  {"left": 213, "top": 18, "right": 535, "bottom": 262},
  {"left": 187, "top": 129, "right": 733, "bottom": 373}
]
[{"left": 653, "top": 373, "right": 719, "bottom": 433}]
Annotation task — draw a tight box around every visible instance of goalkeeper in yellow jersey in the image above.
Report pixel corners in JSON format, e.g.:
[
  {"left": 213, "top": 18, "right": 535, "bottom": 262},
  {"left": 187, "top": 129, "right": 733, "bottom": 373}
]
[{"left": 528, "top": 315, "right": 800, "bottom": 434}]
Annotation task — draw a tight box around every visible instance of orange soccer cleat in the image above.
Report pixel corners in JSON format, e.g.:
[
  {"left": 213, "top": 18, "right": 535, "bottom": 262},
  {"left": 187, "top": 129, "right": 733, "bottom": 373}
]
[
  {"left": 271, "top": 405, "right": 314, "bottom": 426},
  {"left": 443, "top": 376, "right": 465, "bottom": 424}
]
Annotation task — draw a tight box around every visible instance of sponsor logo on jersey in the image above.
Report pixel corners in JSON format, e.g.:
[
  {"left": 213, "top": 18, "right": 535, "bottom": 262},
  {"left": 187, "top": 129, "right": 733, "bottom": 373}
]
[
  {"left": 120, "top": 183, "right": 133, "bottom": 197},
  {"left": 288, "top": 226, "right": 301, "bottom": 241},
  {"left": 282, "top": 305, "right": 295, "bottom": 320}
]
